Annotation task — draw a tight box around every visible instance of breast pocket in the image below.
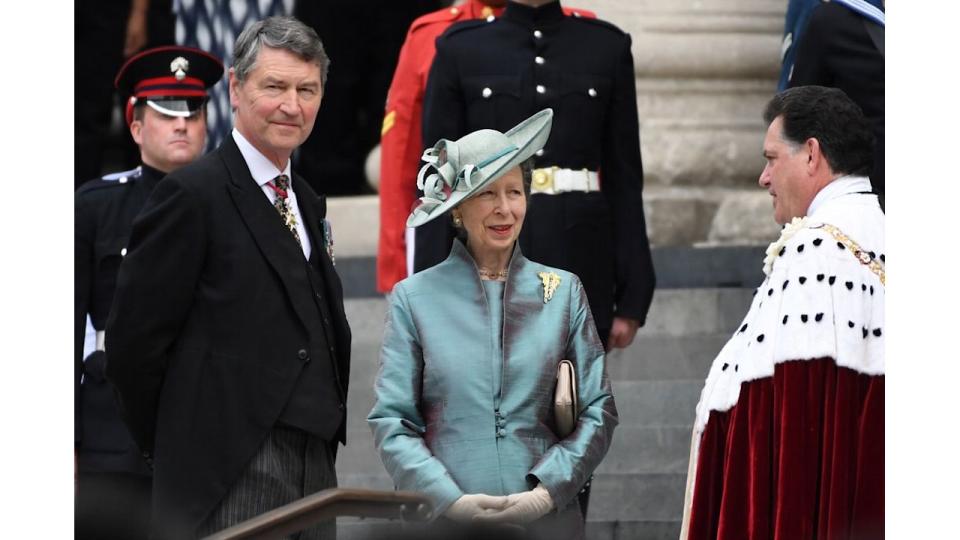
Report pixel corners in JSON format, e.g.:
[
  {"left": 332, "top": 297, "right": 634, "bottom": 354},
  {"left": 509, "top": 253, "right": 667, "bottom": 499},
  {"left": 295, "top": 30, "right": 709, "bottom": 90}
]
[
  {"left": 463, "top": 74, "right": 523, "bottom": 130},
  {"left": 558, "top": 73, "right": 612, "bottom": 140}
]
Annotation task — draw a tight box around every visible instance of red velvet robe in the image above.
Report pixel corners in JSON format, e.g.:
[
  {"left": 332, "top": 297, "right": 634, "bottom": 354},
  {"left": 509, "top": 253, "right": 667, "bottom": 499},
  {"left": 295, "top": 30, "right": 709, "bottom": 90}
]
[{"left": 682, "top": 182, "right": 885, "bottom": 539}]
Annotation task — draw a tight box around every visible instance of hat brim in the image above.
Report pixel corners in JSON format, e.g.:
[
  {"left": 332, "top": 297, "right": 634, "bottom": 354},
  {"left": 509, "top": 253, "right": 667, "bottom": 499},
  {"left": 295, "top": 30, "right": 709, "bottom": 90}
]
[
  {"left": 145, "top": 97, "right": 208, "bottom": 118},
  {"left": 406, "top": 108, "right": 553, "bottom": 228}
]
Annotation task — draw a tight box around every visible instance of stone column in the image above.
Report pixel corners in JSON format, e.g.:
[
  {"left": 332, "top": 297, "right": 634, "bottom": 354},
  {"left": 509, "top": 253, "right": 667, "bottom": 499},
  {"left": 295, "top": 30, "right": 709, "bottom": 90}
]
[{"left": 573, "top": 0, "right": 787, "bottom": 246}]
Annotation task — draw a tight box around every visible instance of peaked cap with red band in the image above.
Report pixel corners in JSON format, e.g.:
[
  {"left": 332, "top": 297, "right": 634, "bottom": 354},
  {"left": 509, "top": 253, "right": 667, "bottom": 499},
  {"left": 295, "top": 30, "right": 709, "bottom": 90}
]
[{"left": 115, "top": 45, "right": 224, "bottom": 125}]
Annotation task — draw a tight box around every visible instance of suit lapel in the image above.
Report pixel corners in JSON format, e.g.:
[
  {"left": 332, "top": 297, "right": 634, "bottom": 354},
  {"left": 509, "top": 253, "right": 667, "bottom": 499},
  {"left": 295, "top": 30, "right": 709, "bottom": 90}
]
[{"left": 219, "top": 136, "right": 317, "bottom": 333}]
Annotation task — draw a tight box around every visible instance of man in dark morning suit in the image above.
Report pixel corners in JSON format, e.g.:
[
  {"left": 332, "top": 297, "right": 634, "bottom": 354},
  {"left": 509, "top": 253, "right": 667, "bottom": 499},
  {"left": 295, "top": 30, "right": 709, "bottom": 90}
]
[
  {"left": 787, "top": 0, "right": 885, "bottom": 207},
  {"left": 76, "top": 45, "right": 223, "bottom": 540},
  {"left": 417, "top": 0, "right": 656, "bottom": 350},
  {"left": 106, "top": 17, "right": 350, "bottom": 539}
]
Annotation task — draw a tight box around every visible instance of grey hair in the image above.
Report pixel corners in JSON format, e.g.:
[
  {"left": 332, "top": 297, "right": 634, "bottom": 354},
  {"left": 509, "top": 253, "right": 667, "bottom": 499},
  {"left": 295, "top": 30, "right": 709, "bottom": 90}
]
[{"left": 232, "top": 16, "right": 330, "bottom": 86}]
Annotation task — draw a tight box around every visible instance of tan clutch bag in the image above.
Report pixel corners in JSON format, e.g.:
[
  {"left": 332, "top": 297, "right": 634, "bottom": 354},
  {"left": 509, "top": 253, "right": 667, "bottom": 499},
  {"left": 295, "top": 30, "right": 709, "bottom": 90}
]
[{"left": 554, "top": 359, "right": 579, "bottom": 438}]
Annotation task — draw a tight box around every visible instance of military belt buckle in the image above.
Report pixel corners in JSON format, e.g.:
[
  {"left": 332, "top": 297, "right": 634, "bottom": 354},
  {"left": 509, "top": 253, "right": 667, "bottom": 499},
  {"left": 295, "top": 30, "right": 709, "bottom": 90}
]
[{"left": 531, "top": 166, "right": 558, "bottom": 194}]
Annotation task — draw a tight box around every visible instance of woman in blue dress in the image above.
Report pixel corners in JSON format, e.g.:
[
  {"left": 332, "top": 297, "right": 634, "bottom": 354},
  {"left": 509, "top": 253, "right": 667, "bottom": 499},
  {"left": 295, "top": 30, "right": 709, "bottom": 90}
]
[{"left": 368, "top": 109, "right": 617, "bottom": 539}]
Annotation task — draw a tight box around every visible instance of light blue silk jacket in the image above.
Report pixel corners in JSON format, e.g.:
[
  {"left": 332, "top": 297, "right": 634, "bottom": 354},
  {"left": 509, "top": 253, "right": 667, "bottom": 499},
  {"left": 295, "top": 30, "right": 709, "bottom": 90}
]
[{"left": 368, "top": 240, "right": 618, "bottom": 533}]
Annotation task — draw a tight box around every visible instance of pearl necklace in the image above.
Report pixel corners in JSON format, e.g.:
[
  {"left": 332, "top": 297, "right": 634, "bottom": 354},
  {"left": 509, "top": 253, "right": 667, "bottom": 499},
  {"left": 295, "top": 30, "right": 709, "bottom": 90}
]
[{"left": 477, "top": 267, "right": 508, "bottom": 280}]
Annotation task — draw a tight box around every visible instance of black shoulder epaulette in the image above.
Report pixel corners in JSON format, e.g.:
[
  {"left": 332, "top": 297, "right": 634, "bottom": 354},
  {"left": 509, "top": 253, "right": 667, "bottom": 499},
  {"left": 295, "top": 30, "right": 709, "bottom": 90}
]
[
  {"left": 571, "top": 15, "right": 627, "bottom": 35},
  {"left": 438, "top": 19, "right": 490, "bottom": 42},
  {"left": 76, "top": 166, "right": 143, "bottom": 195}
]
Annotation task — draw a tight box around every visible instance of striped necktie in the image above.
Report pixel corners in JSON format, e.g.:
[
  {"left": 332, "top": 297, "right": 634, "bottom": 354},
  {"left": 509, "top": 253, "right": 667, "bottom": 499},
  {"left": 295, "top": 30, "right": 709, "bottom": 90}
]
[{"left": 267, "top": 174, "right": 302, "bottom": 247}]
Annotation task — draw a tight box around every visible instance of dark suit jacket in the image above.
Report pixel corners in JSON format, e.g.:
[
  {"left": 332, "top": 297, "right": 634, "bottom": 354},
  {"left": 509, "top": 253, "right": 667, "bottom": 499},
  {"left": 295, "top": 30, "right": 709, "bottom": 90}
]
[{"left": 105, "top": 135, "right": 351, "bottom": 538}]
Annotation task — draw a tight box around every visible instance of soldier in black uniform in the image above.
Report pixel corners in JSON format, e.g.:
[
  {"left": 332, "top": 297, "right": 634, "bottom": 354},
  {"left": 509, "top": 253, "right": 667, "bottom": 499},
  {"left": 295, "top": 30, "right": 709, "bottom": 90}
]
[
  {"left": 418, "top": 0, "right": 656, "bottom": 349},
  {"left": 417, "top": 0, "right": 657, "bottom": 520},
  {"left": 74, "top": 45, "right": 223, "bottom": 540}
]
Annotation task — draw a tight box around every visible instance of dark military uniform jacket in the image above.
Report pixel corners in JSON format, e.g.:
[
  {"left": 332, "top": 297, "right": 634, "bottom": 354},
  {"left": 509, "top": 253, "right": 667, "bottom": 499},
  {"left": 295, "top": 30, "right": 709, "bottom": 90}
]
[
  {"left": 789, "top": 1, "right": 885, "bottom": 202},
  {"left": 418, "top": 0, "right": 656, "bottom": 335},
  {"left": 75, "top": 165, "right": 163, "bottom": 475}
]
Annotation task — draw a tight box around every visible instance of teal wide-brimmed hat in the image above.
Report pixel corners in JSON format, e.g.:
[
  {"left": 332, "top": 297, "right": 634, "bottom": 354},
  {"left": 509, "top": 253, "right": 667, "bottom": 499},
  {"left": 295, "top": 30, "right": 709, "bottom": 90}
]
[{"left": 406, "top": 108, "right": 553, "bottom": 228}]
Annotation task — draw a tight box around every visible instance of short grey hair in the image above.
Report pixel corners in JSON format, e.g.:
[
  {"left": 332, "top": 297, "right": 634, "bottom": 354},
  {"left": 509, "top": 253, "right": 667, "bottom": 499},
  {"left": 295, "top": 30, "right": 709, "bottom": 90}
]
[{"left": 232, "top": 16, "right": 330, "bottom": 86}]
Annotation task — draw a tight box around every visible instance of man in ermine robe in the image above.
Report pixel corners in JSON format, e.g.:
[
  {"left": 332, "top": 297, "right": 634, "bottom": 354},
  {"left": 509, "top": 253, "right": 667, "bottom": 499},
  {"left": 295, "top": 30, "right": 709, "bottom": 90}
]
[{"left": 681, "top": 86, "right": 884, "bottom": 540}]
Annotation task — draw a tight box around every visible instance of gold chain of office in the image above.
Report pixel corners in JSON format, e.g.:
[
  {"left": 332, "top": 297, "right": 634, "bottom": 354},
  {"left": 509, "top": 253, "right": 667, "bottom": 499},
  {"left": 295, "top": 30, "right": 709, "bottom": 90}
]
[{"left": 817, "top": 223, "right": 885, "bottom": 286}]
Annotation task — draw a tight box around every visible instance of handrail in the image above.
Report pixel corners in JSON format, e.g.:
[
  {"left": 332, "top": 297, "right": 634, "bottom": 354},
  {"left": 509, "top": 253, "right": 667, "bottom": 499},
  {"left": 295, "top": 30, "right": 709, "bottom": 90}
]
[{"left": 201, "top": 488, "right": 433, "bottom": 540}]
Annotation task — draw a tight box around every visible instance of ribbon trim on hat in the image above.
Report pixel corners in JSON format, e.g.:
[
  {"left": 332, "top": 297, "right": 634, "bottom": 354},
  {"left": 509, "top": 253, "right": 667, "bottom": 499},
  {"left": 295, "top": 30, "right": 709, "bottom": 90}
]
[{"left": 412, "top": 144, "right": 518, "bottom": 220}]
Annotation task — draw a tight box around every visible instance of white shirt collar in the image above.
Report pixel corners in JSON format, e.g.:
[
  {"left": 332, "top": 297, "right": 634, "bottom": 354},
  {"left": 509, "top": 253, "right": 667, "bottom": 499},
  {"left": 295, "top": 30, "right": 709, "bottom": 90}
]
[
  {"left": 806, "top": 175, "right": 873, "bottom": 217},
  {"left": 231, "top": 128, "right": 292, "bottom": 187}
]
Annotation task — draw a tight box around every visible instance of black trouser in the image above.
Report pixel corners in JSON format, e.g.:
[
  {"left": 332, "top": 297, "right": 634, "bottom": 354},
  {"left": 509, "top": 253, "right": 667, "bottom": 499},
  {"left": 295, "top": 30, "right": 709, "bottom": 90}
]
[{"left": 75, "top": 471, "right": 152, "bottom": 540}]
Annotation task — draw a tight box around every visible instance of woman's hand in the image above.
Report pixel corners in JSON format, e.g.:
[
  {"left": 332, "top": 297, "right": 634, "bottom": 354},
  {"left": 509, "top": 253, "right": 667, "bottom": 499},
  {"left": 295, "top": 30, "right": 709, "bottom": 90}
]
[
  {"left": 445, "top": 493, "right": 510, "bottom": 522},
  {"left": 473, "top": 484, "right": 555, "bottom": 523}
]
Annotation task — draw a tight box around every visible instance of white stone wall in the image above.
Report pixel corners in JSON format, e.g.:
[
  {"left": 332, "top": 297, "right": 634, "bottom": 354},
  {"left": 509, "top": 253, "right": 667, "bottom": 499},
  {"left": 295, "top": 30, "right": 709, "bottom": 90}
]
[{"left": 573, "top": 0, "right": 786, "bottom": 245}]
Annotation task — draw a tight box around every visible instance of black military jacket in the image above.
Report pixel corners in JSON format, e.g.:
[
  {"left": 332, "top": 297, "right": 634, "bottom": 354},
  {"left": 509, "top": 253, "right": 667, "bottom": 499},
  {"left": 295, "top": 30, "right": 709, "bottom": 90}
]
[
  {"left": 789, "top": 2, "right": 884, "bottom": 201},
  {"left": 419, "top": 0, "right": 655, "bottom": 332},
  {"left": 75, "top": 164, "right": 163, "bottom": 474}
]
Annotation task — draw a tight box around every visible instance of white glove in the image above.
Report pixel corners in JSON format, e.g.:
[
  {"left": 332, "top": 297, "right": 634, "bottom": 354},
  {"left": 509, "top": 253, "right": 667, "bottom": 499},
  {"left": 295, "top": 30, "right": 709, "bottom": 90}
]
[
  {"left": 473, "top": 483, "right": 555, "bottom": 524},
  {"left": 444, "top": 493, "right": 510, "bottom": 522}
]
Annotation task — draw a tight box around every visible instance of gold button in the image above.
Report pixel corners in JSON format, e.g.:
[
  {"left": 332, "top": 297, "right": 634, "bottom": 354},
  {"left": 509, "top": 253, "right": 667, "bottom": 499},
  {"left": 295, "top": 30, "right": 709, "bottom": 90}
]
[
  {"left": 481, "top": 6, "right": 493, "bottom": 17},
  {"left": 450, "top": 7, "right": 459, "bottom": 15}
]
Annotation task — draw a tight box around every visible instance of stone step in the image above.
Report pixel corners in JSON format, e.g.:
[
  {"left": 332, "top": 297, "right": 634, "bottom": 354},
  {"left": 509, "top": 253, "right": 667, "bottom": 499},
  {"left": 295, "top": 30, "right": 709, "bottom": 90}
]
[
  {"left": 636, "top": 288, "right": 753, "bottom": 337},
  {"left": 597, "top": 425, "right": 693, "bottom": 475},
  {"left": 337, "top": 472, "right": 394, "bottom": 492},
  {"left": 334, "top": 518, "right": 682, "bottom": 540},
  {"left": 586, "top": 520, "right": 681, "bottom": 540},
  {"left": 605, "top": 333, "right": 729, "bottom": 381},
  {"left": 588, "top": 472, "right": 687, "bottom": 523},
  {"left": 608, "top": 380, "right": 702, "bottom": 428}
]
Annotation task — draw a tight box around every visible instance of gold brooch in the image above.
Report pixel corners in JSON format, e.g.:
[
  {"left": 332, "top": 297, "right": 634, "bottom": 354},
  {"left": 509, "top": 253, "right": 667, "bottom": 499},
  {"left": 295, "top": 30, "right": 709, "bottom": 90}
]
[{"left": 538, "top": 271, "right": 561, "bottom": 303}]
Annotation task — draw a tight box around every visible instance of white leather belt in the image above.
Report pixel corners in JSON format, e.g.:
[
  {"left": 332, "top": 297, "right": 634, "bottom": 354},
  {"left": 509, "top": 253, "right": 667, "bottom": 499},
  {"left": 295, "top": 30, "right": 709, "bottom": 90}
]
[{"left": 530, "top": 167, "right": 600, "bottom": 195}]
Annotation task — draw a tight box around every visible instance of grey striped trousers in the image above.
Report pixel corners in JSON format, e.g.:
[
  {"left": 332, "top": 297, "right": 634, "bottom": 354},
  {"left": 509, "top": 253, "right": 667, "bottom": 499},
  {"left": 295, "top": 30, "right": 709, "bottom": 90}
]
[{"left": 197, "top": 426, "right": 337, "bottom": 539}]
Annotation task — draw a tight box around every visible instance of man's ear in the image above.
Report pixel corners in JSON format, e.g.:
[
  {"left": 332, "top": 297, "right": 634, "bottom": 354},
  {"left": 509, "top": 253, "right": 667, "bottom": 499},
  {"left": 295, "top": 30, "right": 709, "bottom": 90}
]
[
  {"left": 129, "top": 119, "right": 144, "bottom": 146},
  {"left": 228, "top": 67, "right": 240, "bottom": 110},
  {"left": 804, "top": 137, "right": 824, "bottom": 175}
]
